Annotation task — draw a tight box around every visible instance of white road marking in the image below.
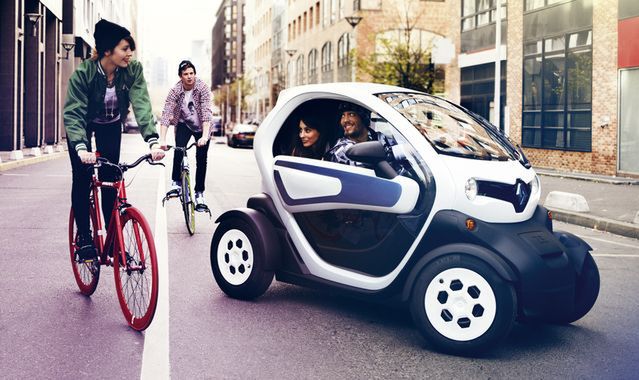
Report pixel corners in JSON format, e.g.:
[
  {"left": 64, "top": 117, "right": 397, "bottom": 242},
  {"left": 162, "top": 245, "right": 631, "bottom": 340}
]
[
  {"left": 2, "top": 173, "right": 28, "bottom": 176},
  {"left": 584, "top": 236, "right": 639, "bottom": 250},
  {"left": 140, "top": 167, "right": 170, "bottom": 380}
]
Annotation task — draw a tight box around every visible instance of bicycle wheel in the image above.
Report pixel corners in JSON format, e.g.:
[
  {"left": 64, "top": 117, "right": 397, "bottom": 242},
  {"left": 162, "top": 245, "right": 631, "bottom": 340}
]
[
  {"left": 113, "top": 207, "right": 159, "bottom": 331},
  {"left": 181, "top": 170, "right": 196, "bottom": 235},
  {"left": 68, "top": 207, "right": 100, "bottom": 296}
]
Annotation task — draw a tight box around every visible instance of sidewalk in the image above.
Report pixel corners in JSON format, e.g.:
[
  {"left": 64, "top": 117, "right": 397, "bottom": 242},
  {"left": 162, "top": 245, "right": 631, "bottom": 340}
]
[
  {"left": 538, "top": 168, "right": 639, "bottom": 240},
  {"left": 0, "top": 145, "right": 67, "bottom": 172}
]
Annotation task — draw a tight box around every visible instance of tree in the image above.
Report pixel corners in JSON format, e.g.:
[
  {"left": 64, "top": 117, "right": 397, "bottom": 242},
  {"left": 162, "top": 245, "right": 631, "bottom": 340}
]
[{"left": 358, "top": 0, "right": 437, "bottom": 93}]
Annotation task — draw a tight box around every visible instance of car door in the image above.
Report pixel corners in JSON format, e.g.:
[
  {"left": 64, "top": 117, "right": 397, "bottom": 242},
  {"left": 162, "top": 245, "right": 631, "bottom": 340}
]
[{"left": 272, "top": 115, "right": 434, "bottom": 276}]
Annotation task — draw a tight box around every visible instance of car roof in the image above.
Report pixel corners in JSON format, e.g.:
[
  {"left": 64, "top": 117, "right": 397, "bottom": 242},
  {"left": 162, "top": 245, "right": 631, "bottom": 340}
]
[{"left": 276, "top": 82, "right": 420, "bottom": 105}]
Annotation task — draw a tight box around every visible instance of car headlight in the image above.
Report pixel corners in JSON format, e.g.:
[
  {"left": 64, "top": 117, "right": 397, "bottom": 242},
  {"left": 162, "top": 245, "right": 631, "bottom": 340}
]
[
  {"left": 465, "top": 178, "right": 478, "bottom": 200},
  {"left": 530, "top": 174, "right": 540, "bottom": 194}
]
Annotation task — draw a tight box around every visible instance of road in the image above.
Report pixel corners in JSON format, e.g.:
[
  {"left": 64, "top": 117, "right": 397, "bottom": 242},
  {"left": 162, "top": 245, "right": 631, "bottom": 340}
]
[{"left": 1, "top": 134, "right": 638, "bottom": 379}]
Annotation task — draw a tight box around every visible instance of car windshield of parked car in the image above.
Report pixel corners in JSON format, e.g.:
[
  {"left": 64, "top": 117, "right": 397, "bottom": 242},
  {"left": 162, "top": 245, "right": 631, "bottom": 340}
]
[
  {"left": 376, "top": 92, "right": 516, "bottom": 161},
  {"left": 234, "top": 124, "right": 257, "bottom": 133}
]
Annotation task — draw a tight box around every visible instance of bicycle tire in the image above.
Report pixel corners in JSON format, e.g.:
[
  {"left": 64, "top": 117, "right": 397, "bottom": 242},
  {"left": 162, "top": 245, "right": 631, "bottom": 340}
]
[
  {"left": 113, "top": 207, "right": 159, "bottom": 331},
  {"left": 181, "top": 170, "right": 196, "bottom": 235},
  {"left": 69, "top": 207, "right": 101, "bottom": 296}
]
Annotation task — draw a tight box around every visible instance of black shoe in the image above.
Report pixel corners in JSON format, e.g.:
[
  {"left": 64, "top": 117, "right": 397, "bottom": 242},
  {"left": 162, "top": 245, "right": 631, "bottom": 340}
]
[{"left": 75, "top": 233, "right": 97, "bottom": 262}]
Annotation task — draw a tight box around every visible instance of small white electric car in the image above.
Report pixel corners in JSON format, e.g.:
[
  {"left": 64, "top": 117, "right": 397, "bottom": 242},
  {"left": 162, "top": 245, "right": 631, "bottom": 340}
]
[{"left": 210, "top": 83, "right": 599, "bottom": 355}]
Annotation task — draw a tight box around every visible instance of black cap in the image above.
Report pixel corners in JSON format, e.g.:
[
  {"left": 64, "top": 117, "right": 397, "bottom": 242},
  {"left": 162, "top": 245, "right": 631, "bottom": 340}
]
[
  {"left": 94, "top": 19, "right": 131, "bottom": 55},
  {"left": 338, "top": 102, "right": 371, "bottom": 127},
  {"left": 178, "top": 60, "right": 196, "bottom": 76}
]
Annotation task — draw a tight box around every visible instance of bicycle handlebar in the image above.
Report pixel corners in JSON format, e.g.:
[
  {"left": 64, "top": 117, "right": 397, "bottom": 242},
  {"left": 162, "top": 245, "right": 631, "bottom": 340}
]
[
  {"left": 166, "top": 142, "right": 197, "bottom": 153},
  {"left": 95, "top": 153, "right": 164, "bottom": 173}
]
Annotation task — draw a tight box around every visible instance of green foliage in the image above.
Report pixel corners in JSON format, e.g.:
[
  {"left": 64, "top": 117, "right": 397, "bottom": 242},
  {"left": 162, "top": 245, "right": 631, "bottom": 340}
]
[{"left": 358, "top": 37, "right": 435, "bottom": 93}]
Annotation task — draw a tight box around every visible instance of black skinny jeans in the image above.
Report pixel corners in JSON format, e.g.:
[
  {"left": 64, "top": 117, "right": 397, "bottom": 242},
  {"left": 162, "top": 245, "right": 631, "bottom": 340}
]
[
  {"left": 67, "top": 121, "right": 122, "bottom": 237},
  {"left": 172, "top": 123, "right": 210, "bottom": 193}
]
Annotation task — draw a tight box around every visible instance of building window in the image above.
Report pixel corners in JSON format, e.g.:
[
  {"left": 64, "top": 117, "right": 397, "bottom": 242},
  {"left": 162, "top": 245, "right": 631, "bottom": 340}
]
[
  {"left": 308, "top": 49, "right": 318, "bottom": 82},
  {"left": 321, "top": 41, "right": 332, "bottom": 72},
  {"left": 337, "top": 33, "right": 350, "bottom": 67},
  {"left": 525, "top": 0, "right": 570, "bottom": 12},
  {"left": 522, "top": 30, "right": 592, "bottom": 151},
  {"left": 462, "top": 0, "right": 507, "bottom": 32}
]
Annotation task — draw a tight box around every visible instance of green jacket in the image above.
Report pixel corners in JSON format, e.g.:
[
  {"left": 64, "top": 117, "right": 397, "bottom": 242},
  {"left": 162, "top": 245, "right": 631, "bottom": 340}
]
[{"left": 63, "top": 59, "right": 159, "bottom": 152}]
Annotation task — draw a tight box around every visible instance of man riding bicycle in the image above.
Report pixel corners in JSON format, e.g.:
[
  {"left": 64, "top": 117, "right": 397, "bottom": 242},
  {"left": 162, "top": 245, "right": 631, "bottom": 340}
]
[{"left": 158, "top": 60, "right": 213, "bottom": 210}]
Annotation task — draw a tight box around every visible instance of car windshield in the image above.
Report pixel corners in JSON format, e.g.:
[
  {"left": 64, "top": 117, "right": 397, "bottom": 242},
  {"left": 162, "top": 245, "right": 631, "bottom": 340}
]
[{"left": 376, "top": 92, "right": 517, "bottom": 161}]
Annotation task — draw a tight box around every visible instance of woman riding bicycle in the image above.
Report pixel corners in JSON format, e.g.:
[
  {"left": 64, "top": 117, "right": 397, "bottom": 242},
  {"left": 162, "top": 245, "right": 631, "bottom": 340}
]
[{"left": 64, "top": 19, "right": 164, "bottom": 262}]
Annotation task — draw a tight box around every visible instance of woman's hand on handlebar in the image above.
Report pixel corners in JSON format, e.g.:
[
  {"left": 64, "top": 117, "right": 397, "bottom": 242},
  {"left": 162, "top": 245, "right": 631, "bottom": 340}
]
[{"left": 78, "top": 150, "right": 97, "bottom": 164}]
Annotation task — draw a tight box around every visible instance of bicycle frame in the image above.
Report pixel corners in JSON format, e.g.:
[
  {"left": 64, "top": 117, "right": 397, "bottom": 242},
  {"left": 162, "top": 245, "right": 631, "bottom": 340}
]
[{"left": 89, "top": 169, "right": 147, "bottom": 272}]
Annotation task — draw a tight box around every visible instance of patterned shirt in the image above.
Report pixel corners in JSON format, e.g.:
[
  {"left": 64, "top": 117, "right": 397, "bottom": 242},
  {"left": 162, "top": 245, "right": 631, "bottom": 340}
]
[
  {"left": 325, "top": 130, "right": 383, "bottom": 167},
  {"left": 159, "top": 77, "right": 212, "bottom": 133}
]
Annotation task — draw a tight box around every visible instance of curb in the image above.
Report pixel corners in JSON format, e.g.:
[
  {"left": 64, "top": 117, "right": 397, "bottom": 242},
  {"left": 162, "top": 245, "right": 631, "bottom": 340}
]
[
  {"left": 0, "top": 151, "right": 66, "bottom": 172},
  {"left": 537, "top": 169, "right": 639, "bottom": 185},
  {"left": 548, "top": 207, "right": 639, "bottom": 240}
]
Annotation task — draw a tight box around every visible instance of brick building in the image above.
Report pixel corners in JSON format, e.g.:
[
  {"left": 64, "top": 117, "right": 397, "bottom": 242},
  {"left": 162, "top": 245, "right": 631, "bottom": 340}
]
[{"left": 461, "top": 0, "right": 639, "bottom": 177}]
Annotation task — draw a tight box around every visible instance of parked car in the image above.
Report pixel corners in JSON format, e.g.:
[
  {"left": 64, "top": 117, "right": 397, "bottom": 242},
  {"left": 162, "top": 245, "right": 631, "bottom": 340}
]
[
  {"left": 211, "top": 116, "right": 223, "bottom": 137},
  {"left": 209, "top": 83, "right": 599, "bottom": 355},
  {"left": 227, "top": 123, "right": 257, "bottom": 148}
]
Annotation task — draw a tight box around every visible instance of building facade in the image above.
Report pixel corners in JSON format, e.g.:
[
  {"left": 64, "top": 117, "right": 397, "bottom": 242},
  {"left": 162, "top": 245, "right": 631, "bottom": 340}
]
[
  {"left": 0, "top": 0, "right": 63, "bottom": 157},
  {"left": 460, "top": 0, "right": 639, "bottom": 176}
]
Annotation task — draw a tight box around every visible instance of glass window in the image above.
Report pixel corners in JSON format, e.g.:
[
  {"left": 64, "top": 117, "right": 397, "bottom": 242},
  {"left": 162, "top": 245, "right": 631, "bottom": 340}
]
[
  {"left": 462, "top": 0, "right": 506, "bottom": 32},
  {"left": 337, "top": 33, "right": 350, "bottom": 67},
  {"left": 308, "top": 49, "right": 318, "bottom": 82},
  {"left": 521, "top": 31, "right": 592, "bottom": 151},
  {"left": 377, "top": 92, "right": 518, "bottom": 161},
  {"left": 321, "top": 42, "right": 332, "bottom": 72}
]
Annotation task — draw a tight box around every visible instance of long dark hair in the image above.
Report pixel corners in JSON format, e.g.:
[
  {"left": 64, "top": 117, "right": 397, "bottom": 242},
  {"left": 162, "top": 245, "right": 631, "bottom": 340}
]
[{"left": 291, "top": 113, "right": 329, "bottom": 159}]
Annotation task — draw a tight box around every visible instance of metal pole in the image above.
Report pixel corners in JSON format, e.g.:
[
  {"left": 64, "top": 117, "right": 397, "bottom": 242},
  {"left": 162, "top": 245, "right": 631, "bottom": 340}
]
[
  {"left": 237, "top": 77, "right": 242, "bottom": 123},
  {"left": 494, "top": 0, "right": 502, "bottom": 133},
  {"left": 225, "top": 84, "right": 230, "bottom": 132}
]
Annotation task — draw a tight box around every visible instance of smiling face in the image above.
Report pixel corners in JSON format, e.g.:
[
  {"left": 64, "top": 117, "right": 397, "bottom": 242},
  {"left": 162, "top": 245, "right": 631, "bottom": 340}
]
[
  {"left": 180, "top": 67, "right": 196, "bottom": 90},
  {"left": 104, "top": 38, "right": 134, "bottom": 68},
  {"left": 298, "top": 120, "right": 320, "bottom": 148},
  {"left": 340, "top": 111, "right": 367, "bottom": 142}
]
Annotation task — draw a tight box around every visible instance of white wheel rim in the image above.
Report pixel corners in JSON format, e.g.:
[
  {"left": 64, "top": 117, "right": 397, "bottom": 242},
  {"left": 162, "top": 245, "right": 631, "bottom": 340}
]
[
  {"left": 424, "top": 267, "right": 497, "bottom": 342},
  {"left": 217, "top": 229, "right": 254, "bottom": 286}
]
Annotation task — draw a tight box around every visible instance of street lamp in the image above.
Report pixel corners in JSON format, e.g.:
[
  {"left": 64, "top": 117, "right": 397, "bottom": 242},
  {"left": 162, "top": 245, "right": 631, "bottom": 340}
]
[
  {"left": 61, "top": 41, "right": 75, "bottom": 59},
  {"left": 285, "top": 49, "right": 297, "bottom": 58},
  {"left": 345, "top": 15, "right": 363, "bottom": 82},
  {"left": 25, "top": 13, "right": 42, "bottom": 37},
  {"left": 224, "top": 78, "right": 230, "bottom": 133}
]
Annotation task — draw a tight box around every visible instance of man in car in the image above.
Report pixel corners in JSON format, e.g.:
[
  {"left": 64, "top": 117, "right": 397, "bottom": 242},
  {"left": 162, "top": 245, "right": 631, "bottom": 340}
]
[
  {"left": 325, "top": 102, "right": 379, "bottom": 166},
  {"left": 158, "top": 60, "right": 212, "bottom": 209}
]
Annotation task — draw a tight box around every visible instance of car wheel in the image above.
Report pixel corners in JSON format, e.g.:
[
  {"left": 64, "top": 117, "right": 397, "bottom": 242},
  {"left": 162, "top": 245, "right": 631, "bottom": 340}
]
[
  {"left": 548, "top": 253, "right": 599, "bottom": 324},
  {"left": 210, "top": 217, "right": 274, "bottom": 300},
  {"left": 409, "top": 254, "right": 516, "bottom": 355}
]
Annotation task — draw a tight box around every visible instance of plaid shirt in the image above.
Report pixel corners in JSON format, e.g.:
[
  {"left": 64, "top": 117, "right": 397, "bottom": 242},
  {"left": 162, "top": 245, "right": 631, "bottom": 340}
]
[{"left": 159, "top": 78, "right": 212, "bottom": 132}]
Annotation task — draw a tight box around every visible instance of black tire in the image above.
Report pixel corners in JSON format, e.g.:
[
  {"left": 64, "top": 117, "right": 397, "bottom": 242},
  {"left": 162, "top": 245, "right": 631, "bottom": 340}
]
[
  {"left": 181, "top": 171, "right": 195, "bottom": 235},
  {"left": 409, "top": 254, "right": 516, "bottom": 355},
  {"left": 549, "top": 253, "right": 600, "bottom": 324},
  {"left": 210, "top": 217, "right": 274, "bottom": 300}
]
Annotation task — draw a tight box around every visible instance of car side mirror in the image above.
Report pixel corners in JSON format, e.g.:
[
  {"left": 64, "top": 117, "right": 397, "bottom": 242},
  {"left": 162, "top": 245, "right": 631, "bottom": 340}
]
[{"left": 346, "top": 141, "right": 398, "bottom": 180}]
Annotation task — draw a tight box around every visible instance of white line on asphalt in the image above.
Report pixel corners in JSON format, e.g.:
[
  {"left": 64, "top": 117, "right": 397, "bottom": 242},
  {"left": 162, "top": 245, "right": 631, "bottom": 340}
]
[
  {"left": 140, "top": 167, "right": 170, "bottom": 380},
  {"left": 592, "top": 254, "right": 639, "bottom": 258},
  {"left": 1, "top": 173, "right": 28, "bottom": 176},
  {"left": 585, "top": 236, "right": 639, "bottom": 249}
]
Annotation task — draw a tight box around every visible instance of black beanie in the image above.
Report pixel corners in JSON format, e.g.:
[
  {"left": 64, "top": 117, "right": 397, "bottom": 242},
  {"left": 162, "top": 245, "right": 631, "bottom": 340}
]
[
  {"left": 94, "top": 19, "right": 131, "bottom": 55},
  {"left": 338, "top": 102, "right": 371, "bottom": 127}
]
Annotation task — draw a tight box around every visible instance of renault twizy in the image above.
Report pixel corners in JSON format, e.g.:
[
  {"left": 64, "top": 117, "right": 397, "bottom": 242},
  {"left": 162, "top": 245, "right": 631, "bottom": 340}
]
[{"left": 209, "top": 83, "right": 599, "bottom": 355}]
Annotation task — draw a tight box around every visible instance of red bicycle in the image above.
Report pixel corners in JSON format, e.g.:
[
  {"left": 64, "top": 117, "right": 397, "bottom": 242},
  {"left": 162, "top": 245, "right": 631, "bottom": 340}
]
[{"left": 68, "top": 153, "right": 162, "bottom": 331}]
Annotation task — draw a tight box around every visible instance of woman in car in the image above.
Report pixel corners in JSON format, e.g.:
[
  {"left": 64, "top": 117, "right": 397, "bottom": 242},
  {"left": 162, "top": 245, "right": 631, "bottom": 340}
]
[{"left": 290, "top": 113, "right": 330, "bottom": 160}]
